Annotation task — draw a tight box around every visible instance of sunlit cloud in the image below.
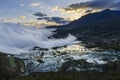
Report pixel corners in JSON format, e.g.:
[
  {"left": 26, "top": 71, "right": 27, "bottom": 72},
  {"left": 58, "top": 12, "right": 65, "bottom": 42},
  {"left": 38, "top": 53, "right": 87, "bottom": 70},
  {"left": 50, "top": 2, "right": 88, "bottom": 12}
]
[
  {"left": 51, "top": 6, "right": 65, "bottom": 12},
  {"left": 51, "top": 0, "right": 120, "bottom": 21},
  {"left": 19, "top": 15, "right": 26, "bottom": 20},
  {"left": 21, "top": 20, "right": 59, "bottom": 28},
  {"left": 30, "top": 2, "right": 40, "bottom": 7},
  {"left": 51, "top": 6, "right": 90, "bottom": 21},
  {"left": 0, "top": 16, "right": 60, "bottom": 28},
  {"left": 0, "top": 17, "right": 26, "bottom": 23},
  {"left": 1, "top": 0, "right": 120, "bottom": 23}
]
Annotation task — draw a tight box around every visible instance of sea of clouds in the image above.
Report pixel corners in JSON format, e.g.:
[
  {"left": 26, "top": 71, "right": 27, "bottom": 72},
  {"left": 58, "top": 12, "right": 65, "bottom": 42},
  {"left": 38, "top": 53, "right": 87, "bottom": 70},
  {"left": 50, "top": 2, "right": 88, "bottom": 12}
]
[{"left": 0, "top": 23, "right": 79, "bottom": 54}]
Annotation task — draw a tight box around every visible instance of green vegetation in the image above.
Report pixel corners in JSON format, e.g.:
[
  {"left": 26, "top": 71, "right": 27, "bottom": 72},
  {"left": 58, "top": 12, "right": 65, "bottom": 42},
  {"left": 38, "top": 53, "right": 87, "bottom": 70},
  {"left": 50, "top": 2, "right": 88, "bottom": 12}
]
[
  {"left": 9, "top": 57, "right": 16, "bottom": 68},
  {"left": 14, "top": 70, "right": 120, "bottom": 80},
  {"left": 0, "top": 52, "right": 25, "bottom": 79}
]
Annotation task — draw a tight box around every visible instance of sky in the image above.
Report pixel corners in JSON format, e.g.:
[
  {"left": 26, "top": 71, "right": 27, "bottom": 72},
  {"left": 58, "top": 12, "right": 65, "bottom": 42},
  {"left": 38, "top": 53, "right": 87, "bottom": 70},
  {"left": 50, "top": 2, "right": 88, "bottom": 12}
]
[
  {"left": 0, "top": 0, "right": 120, "bottom": 27},
  {"left": 0, "top": 0, "right": 90, "bottom": 18}
]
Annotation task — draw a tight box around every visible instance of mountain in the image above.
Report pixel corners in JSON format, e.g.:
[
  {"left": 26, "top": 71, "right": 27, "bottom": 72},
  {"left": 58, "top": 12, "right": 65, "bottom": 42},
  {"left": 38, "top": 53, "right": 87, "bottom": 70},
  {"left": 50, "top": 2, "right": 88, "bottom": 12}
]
[{"left": 52, "top": 9, "right": 120, "bottom": 50}]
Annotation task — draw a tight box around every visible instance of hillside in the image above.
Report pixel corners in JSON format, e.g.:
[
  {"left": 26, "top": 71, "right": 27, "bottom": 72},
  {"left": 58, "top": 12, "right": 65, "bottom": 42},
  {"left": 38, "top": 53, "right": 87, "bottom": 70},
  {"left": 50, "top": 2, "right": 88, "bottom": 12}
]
[{"left": 52, "top": 9, "right": 120, "bottom": 50}]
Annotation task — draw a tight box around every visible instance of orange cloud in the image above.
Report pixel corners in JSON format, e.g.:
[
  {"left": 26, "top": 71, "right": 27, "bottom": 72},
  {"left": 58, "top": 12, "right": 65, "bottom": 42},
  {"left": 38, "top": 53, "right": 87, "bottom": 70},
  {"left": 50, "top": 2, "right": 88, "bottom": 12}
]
[{"left": 30, "top": 2, "right": 40, "bottom": 7}]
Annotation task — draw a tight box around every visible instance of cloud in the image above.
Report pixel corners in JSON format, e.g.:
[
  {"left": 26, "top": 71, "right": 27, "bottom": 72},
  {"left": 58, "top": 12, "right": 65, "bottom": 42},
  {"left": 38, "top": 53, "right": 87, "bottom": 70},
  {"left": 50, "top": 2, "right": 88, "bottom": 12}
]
[
  {"left": 0, "top": 23, "right": 79, "bottom": 54},
  {"left": 51, "top": 6, "right": 89, "bottom": 21},
  {"left": 63, "top": 0, "right": 120, "bottom": 11},
  {"left": 33, "top": 12, "right": 47, "bottom": 17},
  {"left": 67, "top": 0, "right": 113, "bottom": 10},
  {"left": 51, "top": 0, "right": 120, "bottom": 21},
  {"left": 37, "top": 17, "right": 69, "bottom": 25},
  {"left": 30, "top": 2, "right": 40, "bottom": 7},
  {"left": 19, "top": 15, "right": 26, "bottom": 19},
  {"left": 51, "top": 6, "right": 65, "bottom": 12},
  {"left": 111, "top": 2, "right": 120, "bottom": 10},
  {"left": 85, "top": 8, "right": 93, "bottom": 13},
  {"left": 22, "top": 20, "right": 60, "bottom": 28},
  {"left": 20, "top": 4, "right": 24, "bottom": 7},
  {"left": 0, "top": 17, "right": 59, "bottom": 28},
  {"left": 33, "top": 11, "right": 69, "bottom": 25}
]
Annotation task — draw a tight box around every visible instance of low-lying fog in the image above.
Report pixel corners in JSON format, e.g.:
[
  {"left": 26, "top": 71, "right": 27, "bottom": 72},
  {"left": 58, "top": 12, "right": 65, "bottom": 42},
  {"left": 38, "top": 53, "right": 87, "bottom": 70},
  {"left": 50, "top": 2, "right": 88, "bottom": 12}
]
[{"left": 0, "top": 23, "right": 79, "bottom": 54}]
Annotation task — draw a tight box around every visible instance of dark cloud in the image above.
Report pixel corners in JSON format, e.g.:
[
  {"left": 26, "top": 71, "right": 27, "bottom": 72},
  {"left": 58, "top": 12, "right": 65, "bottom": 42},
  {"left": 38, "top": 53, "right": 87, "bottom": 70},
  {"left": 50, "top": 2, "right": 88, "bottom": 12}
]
[
  {"left": 33, "top": 12, "right": 69, "bottom": 24},
  {"left": 111, "top": 2, "right": 120, "bottom": 10},
  {"left": 37, "top": 17, "right": 49, "bottom": 20},
  {"left": 33, "top": 12, "right": 47, "bottom": 17},
  {"left": 38, "top": 17, "right": 69, "bottom": 24},
  {"left": 65, "top": 0, "right": 119, "bottom": 11}
]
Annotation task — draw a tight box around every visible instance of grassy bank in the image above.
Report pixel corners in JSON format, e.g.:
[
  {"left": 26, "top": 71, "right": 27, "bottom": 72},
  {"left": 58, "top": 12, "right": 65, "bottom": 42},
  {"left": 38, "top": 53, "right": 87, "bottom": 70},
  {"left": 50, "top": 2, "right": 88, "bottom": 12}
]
[{"left": 13, "top": 70, "right": 120, "bottom": 80}]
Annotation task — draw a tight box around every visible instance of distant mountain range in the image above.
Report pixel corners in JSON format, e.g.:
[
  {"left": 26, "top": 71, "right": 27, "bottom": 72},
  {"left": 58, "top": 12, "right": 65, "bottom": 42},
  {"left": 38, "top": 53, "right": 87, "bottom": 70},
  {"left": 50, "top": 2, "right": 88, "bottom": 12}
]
[{"left": 50, "top": 9, "right": 120, "bottom": 50}]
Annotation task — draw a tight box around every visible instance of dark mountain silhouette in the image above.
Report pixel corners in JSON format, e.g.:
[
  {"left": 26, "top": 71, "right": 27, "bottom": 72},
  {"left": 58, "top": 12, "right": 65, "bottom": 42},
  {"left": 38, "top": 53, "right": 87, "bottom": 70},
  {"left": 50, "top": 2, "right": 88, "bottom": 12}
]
[{"left": 51, "top": 9, "right": 120, "bottom": 50}]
